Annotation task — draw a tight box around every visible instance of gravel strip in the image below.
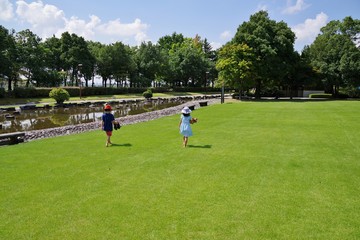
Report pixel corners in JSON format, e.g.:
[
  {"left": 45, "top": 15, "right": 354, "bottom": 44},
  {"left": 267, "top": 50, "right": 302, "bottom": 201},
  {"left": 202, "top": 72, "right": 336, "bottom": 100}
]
[{"left": 25, "top": 99, "right": 220, "bottom": 141}]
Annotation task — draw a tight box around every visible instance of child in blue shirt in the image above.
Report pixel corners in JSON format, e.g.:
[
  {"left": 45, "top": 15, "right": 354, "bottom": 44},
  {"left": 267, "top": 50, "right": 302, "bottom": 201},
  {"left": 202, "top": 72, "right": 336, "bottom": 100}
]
[{"left": 102, "top": 104, "right": 116, "bottom": 147}]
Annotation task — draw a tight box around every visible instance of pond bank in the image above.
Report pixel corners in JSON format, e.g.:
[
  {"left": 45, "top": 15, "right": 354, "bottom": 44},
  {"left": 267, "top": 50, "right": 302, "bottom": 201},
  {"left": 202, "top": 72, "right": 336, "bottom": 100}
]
[{"left": 25, "top": 99, "right": 220, "bottom": 142}]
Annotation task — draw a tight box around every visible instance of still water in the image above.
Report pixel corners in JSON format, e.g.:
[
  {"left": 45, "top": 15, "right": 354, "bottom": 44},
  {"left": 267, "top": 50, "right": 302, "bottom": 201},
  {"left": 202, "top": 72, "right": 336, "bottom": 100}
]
[{"left": 0, "top": 99, "right": 185, "bottom": 133}]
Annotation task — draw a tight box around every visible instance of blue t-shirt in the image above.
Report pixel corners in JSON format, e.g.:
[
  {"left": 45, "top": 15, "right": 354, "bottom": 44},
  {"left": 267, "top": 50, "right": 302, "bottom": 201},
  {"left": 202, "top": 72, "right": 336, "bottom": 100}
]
[{"left": 102, "top": 113, "right": 115, "bottom": 131}]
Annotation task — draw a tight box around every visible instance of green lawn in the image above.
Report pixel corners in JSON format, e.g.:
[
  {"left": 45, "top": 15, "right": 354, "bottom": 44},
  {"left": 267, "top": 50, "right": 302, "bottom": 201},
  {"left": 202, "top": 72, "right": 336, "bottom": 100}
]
[{"left": 1, "top": 101, "right": 359, "bottom": 239}]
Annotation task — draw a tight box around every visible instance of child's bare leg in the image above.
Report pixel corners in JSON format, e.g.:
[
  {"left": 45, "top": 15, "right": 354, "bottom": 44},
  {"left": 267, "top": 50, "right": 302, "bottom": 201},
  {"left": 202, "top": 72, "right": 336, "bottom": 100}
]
[
  {"left": 106, "top": 135, "right": 112, "bottom": 146},
  {"left": 184, "top": 137, "right": 188, "bottom": 147}
]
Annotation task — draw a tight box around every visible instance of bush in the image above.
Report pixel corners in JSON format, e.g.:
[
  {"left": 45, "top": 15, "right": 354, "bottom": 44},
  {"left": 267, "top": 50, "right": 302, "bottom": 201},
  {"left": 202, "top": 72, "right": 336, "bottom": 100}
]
[
  {"left": 309, "top": 93, "right": 332, "bottom": 99},
  {"left": 142, "top": 89, "right": 153, "bottom": 99},
  {"left": 12, "top": 87, "right": 39, "bottom": 98},
  {"left": 49, "top": 88, "right": 70, "bottom": 104},
  {"left": 341, "top": 87, "right": 360, "bottom": 98}
]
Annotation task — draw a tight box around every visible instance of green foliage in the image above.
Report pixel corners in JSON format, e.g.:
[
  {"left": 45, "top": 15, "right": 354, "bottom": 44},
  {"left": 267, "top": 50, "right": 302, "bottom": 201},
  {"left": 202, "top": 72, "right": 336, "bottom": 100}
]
[
  {"left": 142, "top": 88, "right": 153, "bottom": 98},
  {"left": 232, "top": 10, "right": 296, "bottom": 98},
  {"left": 216, "top": 43, "right": 254, "bottom": 90},
  {"left": 1, "top": 14, "right": 358, "bottom": 95},
  {"left": 307, "top": 16, "right": 360, "bottom": 95},
  {"left": 309, "top": 93, "right": 332, "bottom": 98},
  {"left": 342, "top": 86, "right": 360, "bottom": 98},
  {"left": 5, "top": 87, "right": 222, "bottom": 99},
  {"left": 12, "top": 87, "right": 39, "bottom": 98},
  {"left": 49, "top": 88, "right": 70, "bottom": 104}
]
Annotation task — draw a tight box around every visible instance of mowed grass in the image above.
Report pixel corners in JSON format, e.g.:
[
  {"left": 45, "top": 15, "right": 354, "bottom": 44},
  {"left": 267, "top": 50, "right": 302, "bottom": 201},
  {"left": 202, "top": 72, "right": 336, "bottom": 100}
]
[{"left": 1, "top": 101, "right": 360, "bottom": 239}]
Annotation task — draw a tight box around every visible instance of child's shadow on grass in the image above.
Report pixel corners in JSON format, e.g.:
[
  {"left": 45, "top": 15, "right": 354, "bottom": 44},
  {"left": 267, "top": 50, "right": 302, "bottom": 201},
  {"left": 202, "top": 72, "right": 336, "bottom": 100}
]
[
  {"left": 187, "top": 144, "right": 212, "bottom": 149},
  {"left": 111, "top": 143, "right": 132, "bottom": 147}
]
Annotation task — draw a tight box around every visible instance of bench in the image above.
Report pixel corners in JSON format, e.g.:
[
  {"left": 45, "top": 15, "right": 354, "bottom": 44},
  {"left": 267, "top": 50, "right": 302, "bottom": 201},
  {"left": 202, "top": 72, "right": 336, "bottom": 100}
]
[
  {"left": 199, "top": 101, "right": 208, "bottom": 107},
  {"left": 188, "top": 105, "right": 195, "bottom": 111},
  {"left": 0, "top": 132, "right": 25, "bottom": 146}
]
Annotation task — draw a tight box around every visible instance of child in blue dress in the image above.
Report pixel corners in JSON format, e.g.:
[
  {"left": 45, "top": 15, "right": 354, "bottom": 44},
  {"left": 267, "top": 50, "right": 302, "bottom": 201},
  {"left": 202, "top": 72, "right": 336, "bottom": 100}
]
[{"left": 179, "top": 106, "right": 197, "bottom": 147}]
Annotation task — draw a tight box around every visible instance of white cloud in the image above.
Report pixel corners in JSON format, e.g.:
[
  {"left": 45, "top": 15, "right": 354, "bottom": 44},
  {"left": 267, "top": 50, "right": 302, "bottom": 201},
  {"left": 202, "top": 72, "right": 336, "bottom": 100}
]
[
  {"left": 220, "top": 31, "right": 232, "bottom": 41},
  {"left": 57, "top": 15, "right": 100, "bottom": 40},
  {"left": 13, "top": 0, "right": 149, "bottom": 45},
  {"left": 292, "top": 12, "right": 328, "bottom": 46},
  {"left": 283, "top": 0, "right": 310, "bottom": 14},
  {"left": 0, "top": 0, "right": 14, "bottom": 21},
  {"left": 210, "top": 42, "right": 222, "bottom": 50},
  {"left": 16, "top": 0, "right": 65, "bottom": 39},
  {"left": 96, "top": 18, "right": 149, "bottom": 44}
]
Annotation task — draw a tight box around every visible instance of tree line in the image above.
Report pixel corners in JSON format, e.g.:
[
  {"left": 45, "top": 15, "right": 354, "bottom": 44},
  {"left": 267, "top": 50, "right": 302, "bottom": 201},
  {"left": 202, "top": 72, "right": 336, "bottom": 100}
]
[{"left": 1, "top": 11, "right": 359, "bottom": 98}]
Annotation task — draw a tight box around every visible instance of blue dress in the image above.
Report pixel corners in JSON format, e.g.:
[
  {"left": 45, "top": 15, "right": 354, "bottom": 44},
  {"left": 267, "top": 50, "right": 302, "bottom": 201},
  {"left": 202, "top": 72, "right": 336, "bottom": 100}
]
[{"left": 180, "top": 115, "right": 193, "bottom": 137}]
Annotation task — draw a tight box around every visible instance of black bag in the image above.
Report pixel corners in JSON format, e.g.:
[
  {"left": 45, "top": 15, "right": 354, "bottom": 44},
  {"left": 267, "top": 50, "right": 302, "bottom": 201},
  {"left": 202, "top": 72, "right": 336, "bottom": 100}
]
[{"left": 114, "top": 122, "right": 121, "bottom": 130}]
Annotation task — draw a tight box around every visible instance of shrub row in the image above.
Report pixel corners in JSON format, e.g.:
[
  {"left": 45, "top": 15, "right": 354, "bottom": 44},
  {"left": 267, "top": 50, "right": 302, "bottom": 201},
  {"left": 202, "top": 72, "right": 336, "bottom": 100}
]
[
  {"left": 172, "top": 87, "right": 221, "bottom": 93},
  {"left": 9, "top": 86, "right": 221, "bottom": 98}
]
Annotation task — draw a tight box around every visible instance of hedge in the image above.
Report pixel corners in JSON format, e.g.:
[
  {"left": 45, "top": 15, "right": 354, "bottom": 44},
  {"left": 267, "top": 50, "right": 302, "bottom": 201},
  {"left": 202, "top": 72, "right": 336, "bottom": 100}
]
[{"left": 9, "top": 86, "right": 220, "bottom": 98}]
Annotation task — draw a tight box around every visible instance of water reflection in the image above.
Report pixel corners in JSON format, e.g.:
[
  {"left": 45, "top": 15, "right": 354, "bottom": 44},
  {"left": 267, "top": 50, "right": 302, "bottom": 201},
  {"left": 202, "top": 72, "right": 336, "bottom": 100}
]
[{"left": 0, "top": 99, "right": 185, "bottom": 133}]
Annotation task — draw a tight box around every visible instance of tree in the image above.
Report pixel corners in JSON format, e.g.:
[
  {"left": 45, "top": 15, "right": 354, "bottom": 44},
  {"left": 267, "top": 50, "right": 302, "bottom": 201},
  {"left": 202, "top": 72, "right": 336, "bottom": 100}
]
[
  {"left": 0, "top": 26, "right": 18, "bottom": 91},
  {"left": 60, "top": 32, "right": 94, "bottom": 87},
  {"left": 202, "top": 38, "right": 217, "bottom": 87},
  {"left": 134, "top": 42, "right": 163, "bottom": 87},
  {"left": 216, "top": 43, "right": 254, "bottom": 99},
  {"left": 158, "top": 32, "right": 185, "bottom": 51},
  {"left": 42, "top": 36, "right": 62, "bottom": 71},
  {"left": 176, "top": 42, "right": 208, "bottom": 87},
  {"left": 306, "top": 16, "right": 360, "bottom": 96},
  {"left": 160, "top": 34, "right": 211, "bottom": 87},
  {"left": 232, "top": 11, "right": 296, "bottom": 99},
  {"left": 15, "top": 29, "right": 44, "bottom": 87},
  {"left": 96, "top": 44, "right": 113, "bottom": 87},
  {"left": 110, "top": 42, "right": 134, "bottom": 88}
]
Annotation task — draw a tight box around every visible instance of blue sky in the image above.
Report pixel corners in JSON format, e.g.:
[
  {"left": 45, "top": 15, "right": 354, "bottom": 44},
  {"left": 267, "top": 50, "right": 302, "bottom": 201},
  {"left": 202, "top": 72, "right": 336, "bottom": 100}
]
[{"left": 1, "top": 0, "right": 359, "bottom": 52}]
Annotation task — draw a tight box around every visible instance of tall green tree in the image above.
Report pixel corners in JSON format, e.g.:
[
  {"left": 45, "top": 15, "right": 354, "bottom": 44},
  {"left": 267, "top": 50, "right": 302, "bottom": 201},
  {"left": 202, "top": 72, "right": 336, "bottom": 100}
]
[
  {"left": 15, "top": 29, "right": 44, "bottom": 87},
  {"left": 133, "top": 42, "right": 163, "bottom": 87},
  {"left": 161, "top": 35, "right": 211, "bottom": 87},
  {"left": 60, "top": 32, "right": 94, "bottom": 86},
  {"left": 232, "top": 11, "right": 296, "bottom": 98},
  {"left": 306, "top": 16, "right": 360, "bottom": 95},
  {"left": 202, "top": 38, "right": 217, "bottom": 87},
  {"left": 42, "top": 36, "right": 62, "bottom": 71},
  {"left": 111, "top": 42, "right": 135, "bottom": 88},
  {"left": 158, "top": 32, "right": 185, "bottom": 51},
  {"left": 96, "top": 44, "right": 113, "bottom": 87},
  {"left": 216, "top": 43, "right": 254, "bottom": 99},
  {"left": 0, "top": 26, "right": 19, "bottom": 91}
]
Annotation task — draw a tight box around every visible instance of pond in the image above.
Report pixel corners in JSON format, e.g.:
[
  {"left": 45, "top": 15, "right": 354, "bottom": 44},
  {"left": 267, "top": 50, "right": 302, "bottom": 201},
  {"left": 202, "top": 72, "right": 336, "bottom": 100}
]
[{"left": 0, "top": 98, "right": 188, "bottom": 133}]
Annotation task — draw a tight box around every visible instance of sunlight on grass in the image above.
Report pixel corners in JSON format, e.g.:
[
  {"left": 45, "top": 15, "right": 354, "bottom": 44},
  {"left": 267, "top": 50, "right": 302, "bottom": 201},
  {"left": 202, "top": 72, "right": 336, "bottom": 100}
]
[{"left": 1, "top": 101, "right": 359, "bottom": 239}]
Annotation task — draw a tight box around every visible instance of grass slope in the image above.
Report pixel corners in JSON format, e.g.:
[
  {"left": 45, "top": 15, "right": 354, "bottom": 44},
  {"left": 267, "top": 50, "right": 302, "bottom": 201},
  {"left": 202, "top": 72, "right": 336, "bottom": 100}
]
[{"left": 1, "top": 101, "right": 360, "bottom": 239}]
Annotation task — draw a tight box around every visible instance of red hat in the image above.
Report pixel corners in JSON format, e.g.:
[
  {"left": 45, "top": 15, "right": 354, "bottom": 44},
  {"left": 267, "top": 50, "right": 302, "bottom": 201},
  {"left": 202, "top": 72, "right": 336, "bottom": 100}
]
[{"left": 104, "top": 104, "right": 112, "bottom": 110}]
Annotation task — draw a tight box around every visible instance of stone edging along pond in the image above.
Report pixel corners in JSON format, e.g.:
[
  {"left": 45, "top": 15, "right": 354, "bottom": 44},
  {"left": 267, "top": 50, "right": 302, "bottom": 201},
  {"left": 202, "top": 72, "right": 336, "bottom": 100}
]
[{"left": 24, "top": 99, "right": 220, "bottom": 142}]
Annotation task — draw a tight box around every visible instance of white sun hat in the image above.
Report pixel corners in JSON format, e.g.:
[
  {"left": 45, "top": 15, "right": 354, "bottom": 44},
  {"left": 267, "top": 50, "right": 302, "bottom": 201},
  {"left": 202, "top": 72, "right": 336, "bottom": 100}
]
[{"left": 181, "top": 106, "right": 192, "bottom": 114}]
